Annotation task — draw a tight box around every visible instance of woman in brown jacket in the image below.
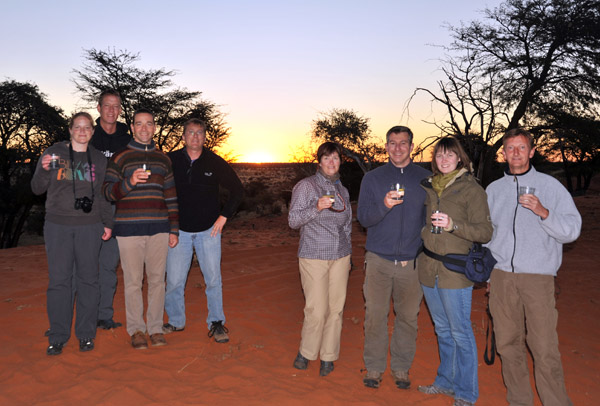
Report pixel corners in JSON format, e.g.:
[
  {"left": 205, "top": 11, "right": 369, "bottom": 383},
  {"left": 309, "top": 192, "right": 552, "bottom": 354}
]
[{"left": 416, "top": 136, "right": 493, "bottom": 406}]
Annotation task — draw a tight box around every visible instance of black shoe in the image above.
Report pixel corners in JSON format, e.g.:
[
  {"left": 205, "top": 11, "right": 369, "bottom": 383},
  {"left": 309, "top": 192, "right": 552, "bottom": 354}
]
[
  {"left": 293, "top": 352, "right": 309, "bottom": 370},
  {"left": 79, "top": 338, "right": 94, "bottom": 352},
  {"left": 208, "top": 321, "right": 229, "bottom": 343},
  {"left": 320, "top": 361, "right": 334, "bottom": 376},
  {"left": 97, "top": 319, "right": 122, "bottom": 330},
  {"left": 47, "top": 342, "right": 65, "bottom": 356}
]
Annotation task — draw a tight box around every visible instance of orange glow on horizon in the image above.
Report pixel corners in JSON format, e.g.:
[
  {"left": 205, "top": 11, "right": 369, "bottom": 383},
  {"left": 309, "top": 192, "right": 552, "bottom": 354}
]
[{"left": 239, "top": 150, "right": 277, "bottom": 163}]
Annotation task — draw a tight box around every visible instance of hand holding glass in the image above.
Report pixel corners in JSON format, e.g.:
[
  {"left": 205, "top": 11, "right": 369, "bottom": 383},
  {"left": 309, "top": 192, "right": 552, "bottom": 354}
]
[
  {"left": 390, "top": 183, "right": 405, "bottom": 201},
  {"left": 431, "top": 210, "right": 443, "bottom": 234},
  {"left": 50, "top": 154, "right": 59, "bottom": 169}
]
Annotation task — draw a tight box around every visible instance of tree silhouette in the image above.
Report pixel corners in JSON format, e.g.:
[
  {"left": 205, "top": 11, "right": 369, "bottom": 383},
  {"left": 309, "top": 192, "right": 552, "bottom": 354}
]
[
  {"left": 409, "top": 0, "right": 600, "bottom": 186},
  {"left": 311, "top": 108, "right": 385, "bottom": 174},
  {"left": 0, "top": 80, "right": 68, "bottom": 248},
  {"left": 72, "top": 48, "right": 231, "bottom": 153}
]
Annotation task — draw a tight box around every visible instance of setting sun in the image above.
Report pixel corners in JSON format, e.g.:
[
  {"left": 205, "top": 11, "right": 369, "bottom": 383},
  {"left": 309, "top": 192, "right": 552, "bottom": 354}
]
[{"left": 241, "top": 150, "right": 276, "bottom": 163}]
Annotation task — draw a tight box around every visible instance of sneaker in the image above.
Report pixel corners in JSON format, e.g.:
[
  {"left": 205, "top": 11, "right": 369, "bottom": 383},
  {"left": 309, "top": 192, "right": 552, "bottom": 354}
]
[
  {"left": 293, "top": 352, "right": 309, "bottom": 370},
  {"left": 46, "top": 342, "right": 65, "bottom": 356},
  {"left": 162, "top": 323, "right": 185, "bottom": 334},
  {"left": 79, "top": 338, "right": 94, "bottom": 352},
  {"left": 208, "top": 321, "right": 229, "bottom": 343},
  {"left": 418, "top": 384, "right": 455, "bottom": 396},
  {"left": 453, "top": 399, "right": 474, "bottom": 406},
  {"left": 391, "top": 370, "right": 410, "bottom": 389},
  {"left": 319, "top": 361, "right": 334, "bottom": 377},
  {"left": 363, "top": 370, "right": 383, "bottom": 388},
  {"left": 131, "top": 331, "right": 148, "bottom": 350},
  {"left": 97, "top": 319, "right": 122, "bottom": 330}
]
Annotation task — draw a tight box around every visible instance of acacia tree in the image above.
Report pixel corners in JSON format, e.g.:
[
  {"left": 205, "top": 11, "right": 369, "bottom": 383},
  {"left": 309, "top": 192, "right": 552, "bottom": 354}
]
[
  {"left": 536, "top": 110, "right": 600, "bottom": 193},
  {"left": 72, "top": 48, "right": 231, "bottom": 152},
  {"left": 311, "top": 108, "right": 385, "bottom": 174},
  {"left": 410, "top": 0, "right": 600, "bottom": 185},
  {"left": 0, "top": 80, "right": 68, "bottom": 248}
]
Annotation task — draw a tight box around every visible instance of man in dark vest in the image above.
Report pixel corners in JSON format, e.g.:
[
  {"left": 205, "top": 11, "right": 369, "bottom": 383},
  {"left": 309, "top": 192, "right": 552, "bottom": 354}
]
[{"left": 90, "top": 89, "right": 131, "bottom": 330}]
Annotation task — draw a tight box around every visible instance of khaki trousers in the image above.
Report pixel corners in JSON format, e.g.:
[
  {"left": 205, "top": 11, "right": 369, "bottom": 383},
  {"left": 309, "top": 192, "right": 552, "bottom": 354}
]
[
  {"left": 489, "top": 269, "right": 572, "bottom": 406},
  {"left": 363, "top": 251, "right": 423, "bottom": 373},
  {"left": 117, "top": 234, "right": 169, "bottom": 336},
  {"left": 298, "top": 255, "right": 351, "bottom": 362}
]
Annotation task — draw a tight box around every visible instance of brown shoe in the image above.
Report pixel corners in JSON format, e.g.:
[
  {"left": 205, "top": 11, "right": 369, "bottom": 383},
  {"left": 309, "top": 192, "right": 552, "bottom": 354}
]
[
  {"left": 131, "top": 331, "right": 148, "bottom": 350},
  {"left": 150, "top": 333, "right": 167, "bottom": 347}
]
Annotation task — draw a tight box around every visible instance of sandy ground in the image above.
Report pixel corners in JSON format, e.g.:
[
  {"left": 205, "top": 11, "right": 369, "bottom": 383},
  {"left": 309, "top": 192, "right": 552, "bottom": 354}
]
[{"left": 0, "top": 196, "right": 598, "bottom": 406}]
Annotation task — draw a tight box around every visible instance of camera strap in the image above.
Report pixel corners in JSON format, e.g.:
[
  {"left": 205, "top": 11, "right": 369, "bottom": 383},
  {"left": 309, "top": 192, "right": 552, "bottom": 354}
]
[{"left": 69, "top": 143, "right": 94, "bottom": 203}]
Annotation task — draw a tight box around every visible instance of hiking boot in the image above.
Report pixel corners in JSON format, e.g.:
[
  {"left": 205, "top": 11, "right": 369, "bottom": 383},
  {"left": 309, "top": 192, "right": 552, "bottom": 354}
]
[
  {"left": 293, "top": 352, "right": 309, "bottom": 370},
  {"left": 131, "top": 331, "right": 148, "bottom": 350},
  {"left": 208, "top": 321, "right": 229, "bottom": 343},
  {"left": 418, "top": 384, "right": 455, "bottom": 396},
  {"left": 79, "top": 338, "right": 94, "bottom": 352},
  {"left": 150, "top": 333, "right": 167, "bottom": 347},
  {"left": 319, "top": 361, "right": 334, "bottom": 376},
  {"left": 363, "top": 370, "right": 383, "bottom": 388},
  {"left": 391, "top": 370, "right": 410, "bottom": 389},
  {"left": 162, "top": 323, "right": 185, "bottom": 334}
]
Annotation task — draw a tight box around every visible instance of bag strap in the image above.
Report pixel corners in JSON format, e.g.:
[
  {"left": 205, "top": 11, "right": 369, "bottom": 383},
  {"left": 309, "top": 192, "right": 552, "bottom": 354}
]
[
  {"left": 423, "top": 246, "right": 466, "bottom": 267},
  {"left": 484, "top": 301, "right": 496, "bottom": 365}
]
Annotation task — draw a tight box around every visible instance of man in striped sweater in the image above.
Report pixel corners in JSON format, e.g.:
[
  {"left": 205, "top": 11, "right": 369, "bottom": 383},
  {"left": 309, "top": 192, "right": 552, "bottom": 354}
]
[{"left": 103, "top": 108, "right": 179, "bottom": 350}]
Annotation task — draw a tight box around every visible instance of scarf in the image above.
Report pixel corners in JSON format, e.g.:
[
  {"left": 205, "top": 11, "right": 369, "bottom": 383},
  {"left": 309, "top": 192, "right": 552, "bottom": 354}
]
[{"left": 431, "top": 169, "right": 462, "bottom": 197}]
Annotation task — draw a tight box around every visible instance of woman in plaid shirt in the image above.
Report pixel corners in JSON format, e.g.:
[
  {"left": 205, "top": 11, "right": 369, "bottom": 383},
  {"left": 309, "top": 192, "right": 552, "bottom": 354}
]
[{"left": 289, "top": 142, "right": 352, "bottom": 377}]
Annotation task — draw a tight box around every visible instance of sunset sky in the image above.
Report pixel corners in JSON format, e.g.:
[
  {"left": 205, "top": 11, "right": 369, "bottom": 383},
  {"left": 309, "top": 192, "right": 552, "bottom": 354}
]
[{"left": 1, "top": 0, "right": 503, "bottom": 162}]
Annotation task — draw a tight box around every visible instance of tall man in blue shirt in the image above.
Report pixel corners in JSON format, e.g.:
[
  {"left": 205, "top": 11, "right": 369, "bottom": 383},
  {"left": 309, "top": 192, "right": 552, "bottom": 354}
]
[
  {"left": 357, "top": 126, "right": 430, "bottom": 390},
  {"left": 163, "top": 118, "right": 244, "bottom": 343}
]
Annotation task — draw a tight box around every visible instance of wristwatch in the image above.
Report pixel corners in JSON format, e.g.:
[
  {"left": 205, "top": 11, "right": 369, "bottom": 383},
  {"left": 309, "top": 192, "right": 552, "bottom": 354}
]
[{"left": 449, "top": 224, "right": 458, "bottom": 233}]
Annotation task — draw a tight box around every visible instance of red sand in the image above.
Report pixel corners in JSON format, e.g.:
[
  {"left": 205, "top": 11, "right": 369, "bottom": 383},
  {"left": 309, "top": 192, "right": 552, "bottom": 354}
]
[{"left": 0, "top": 196, "right": 598, "bottom": 405}]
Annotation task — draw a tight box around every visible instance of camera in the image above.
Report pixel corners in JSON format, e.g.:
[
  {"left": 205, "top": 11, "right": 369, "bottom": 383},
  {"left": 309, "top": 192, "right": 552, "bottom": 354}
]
[{"left": 74, "top": 196, "right": 93, "bottom": 213}]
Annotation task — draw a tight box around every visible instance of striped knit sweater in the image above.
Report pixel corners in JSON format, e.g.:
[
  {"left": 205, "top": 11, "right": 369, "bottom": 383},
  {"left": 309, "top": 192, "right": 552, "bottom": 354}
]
[{"left": 103, "top": 139, "right": 179, "bottom": 237}]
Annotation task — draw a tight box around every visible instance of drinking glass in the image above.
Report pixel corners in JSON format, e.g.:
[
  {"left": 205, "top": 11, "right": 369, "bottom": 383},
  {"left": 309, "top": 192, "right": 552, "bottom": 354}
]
[
  {"left": 518, "top": 186, "right": 535, "bottom": 196},
  {"left": 390, "top": 183, "right": 405, "bottom": 201},
  {"left": 431, "top": 210, "right": 442, "bottom": 234}
]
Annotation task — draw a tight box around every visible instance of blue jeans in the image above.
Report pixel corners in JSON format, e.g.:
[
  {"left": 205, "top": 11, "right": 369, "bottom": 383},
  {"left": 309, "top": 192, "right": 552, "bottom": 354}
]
[
  {"left": 165, "top": 228, "right": 225, "bottom": 329},
  {"left": 422, "top": 281, "right": 478, "bottom": 403}
]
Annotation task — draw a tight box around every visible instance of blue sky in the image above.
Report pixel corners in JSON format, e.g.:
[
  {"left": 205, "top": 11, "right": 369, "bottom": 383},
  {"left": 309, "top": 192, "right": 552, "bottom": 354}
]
[{"left": 1, "top": 0, "right": 504, "bottom": 162}]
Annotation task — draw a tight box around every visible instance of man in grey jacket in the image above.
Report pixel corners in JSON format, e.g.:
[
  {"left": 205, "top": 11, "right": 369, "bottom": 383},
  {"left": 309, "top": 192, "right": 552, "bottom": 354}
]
[{"left": 486, "top": 128, "right": 581, "bottom": 406}]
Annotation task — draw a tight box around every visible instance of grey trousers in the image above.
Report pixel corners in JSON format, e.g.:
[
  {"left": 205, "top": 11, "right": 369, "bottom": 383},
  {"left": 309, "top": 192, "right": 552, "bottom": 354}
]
[
  {"left": 363, "top": 251, "right": 423, "bottom": 373},
  {"left": 44, "top": 221, "right": 103, "bottom": 343},
  {"left": 97, "top": 237, "right": 120, "bottom": 321}
]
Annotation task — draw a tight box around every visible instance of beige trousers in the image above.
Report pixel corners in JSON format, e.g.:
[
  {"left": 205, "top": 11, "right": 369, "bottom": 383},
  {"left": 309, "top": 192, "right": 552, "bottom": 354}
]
[
  {"left": 298, "top": 255, "right": 351, "bottom": 362},
  {"left": 117, "top": 234, "right": 169, "bottom": 336}
]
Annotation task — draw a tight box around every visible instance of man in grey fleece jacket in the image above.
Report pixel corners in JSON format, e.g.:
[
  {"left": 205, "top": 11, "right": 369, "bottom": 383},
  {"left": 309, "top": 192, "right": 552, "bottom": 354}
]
[{"left": 486, "top": 128, "right": 581, "bottom": 406}]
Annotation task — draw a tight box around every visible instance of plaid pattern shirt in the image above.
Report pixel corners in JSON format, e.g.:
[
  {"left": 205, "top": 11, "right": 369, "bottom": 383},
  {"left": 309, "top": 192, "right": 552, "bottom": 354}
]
[{"left": 288, "top": 172, "right": 352, "bottom": 260}]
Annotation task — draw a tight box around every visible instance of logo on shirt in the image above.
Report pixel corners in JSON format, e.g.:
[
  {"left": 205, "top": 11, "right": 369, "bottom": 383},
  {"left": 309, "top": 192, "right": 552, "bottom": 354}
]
[{"left": 204, "top": 172, "right": 213, "bottom": 177}]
